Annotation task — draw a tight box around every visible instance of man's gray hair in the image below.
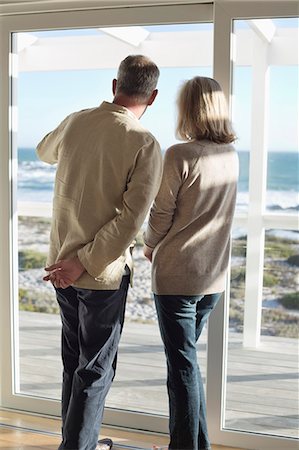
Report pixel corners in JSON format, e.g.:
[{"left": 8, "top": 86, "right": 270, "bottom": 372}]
[{"left": 116, "top": 55, "right": 160, "bottom": 101}]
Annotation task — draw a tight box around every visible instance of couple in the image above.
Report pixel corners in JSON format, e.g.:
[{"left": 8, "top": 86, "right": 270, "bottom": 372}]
[{"left": 37, "top": 55, "right": 238, "bottom": 450}]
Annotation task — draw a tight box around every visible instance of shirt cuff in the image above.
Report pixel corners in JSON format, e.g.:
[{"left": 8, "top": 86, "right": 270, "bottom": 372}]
[
  {"left": 77, "top": 247, "right": 99, "bottom": 279},
  {"left": 142, "top": 232, "right": 156, "bottom": 250}
]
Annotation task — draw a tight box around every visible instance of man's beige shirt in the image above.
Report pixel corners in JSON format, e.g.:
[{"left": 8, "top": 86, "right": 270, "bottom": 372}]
[{"left": 37, "top": 101, "right": 162, "bottom": 290}]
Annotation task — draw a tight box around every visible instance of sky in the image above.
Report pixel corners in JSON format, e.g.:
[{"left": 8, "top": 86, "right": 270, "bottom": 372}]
[{"left": 17, "top": 20, "right": 298, "bottom": 152}]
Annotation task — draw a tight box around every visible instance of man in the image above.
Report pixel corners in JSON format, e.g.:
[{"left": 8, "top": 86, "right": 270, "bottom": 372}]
[{"left": 37, "top": 55, "right": 162, "bottom": 450}]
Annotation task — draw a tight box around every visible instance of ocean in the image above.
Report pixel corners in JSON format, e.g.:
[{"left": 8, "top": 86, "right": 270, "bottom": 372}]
[{"left": 17, "top": 148, "right": 299, "bottom": 213}]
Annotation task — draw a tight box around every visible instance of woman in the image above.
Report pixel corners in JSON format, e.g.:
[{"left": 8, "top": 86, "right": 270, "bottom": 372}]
[{"left": 143, "top": 76, "right": 239, "bottom": 450}]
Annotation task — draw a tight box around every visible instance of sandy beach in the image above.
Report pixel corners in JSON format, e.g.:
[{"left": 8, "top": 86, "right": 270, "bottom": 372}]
[
  {"left": 17, "top": 216, "right": 299, "bottom": 335},
  {"left": 18, "top": 217, "right": 157, "bottom": 321}
]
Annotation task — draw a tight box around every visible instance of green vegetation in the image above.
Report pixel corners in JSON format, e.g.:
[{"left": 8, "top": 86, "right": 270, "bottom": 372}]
[
  {"left": 19, "top": 249, "right": 47, "bottom": 270},
  {"left": 261, "top": 308, "right": 298, "bottom": 338},
  {"left": 263, "top": 271, "right": 279, "bottom": 287},
  {"left": 231, "top": 236, "right": 247, "bottom": 258},
  {"left": 232, "top": 234, "right": 298, "bottom": 260},
  {"left": 264, "top": 235, "right": 296, "bottom": 259},
  {"left": 231, "top": 266, "right": 245, "bottom": 283},
  {"left": 228, "top": 232, "right": 298, "bottom": 338},
  {"left": 227, "top": 297, "right": 299, "bottom": 338},
  {"left": 287, "top": 254, "right": 299, "bottom": 267},
  {"left": 19, "top": 287, "right": 59, "bottom": 314},
  {"left": 17, "top": 216, "right": 299, "bottom": 338},
  {"left": 278, "top": 292, "right": 299, "bottom": 310},
  {"left": 19, "top": 215, "right": 51, "bottom": 227}
]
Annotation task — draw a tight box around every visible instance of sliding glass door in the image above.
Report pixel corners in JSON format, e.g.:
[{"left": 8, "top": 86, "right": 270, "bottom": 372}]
[
  {"left": 0, "top": 2, "right": 213, "bottom": 434},
  {"left": 208, "top": 2, "right": 298, "bottom": 449}
]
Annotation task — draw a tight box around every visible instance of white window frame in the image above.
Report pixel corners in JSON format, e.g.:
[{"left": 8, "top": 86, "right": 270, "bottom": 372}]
[
  {"left": 0, "top": 2, "right": 298, "bottom": 449},
  {"left": 207, "top": 2, "right": 298, "bottom": 449}
]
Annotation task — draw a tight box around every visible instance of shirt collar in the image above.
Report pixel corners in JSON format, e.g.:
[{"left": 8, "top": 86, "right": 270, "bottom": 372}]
[{"left": 99, "top": 101, "right": 138, "bottom": 120}]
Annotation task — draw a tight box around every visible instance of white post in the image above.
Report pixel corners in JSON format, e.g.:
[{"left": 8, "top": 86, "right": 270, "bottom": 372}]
[{"left": 243, "top": 33, "right": 269, "bottom": 347}]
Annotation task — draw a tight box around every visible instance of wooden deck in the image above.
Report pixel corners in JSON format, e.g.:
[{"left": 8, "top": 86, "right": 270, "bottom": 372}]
[
  {"left": 18, "top": 311, "right": 298, "bottom": 439},
  {"left": 0, "top": 410, "right": 246, "bottom": 450}
]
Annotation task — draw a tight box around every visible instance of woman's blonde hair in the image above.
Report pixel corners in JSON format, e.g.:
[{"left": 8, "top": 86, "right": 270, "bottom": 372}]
[{"left": 176, "top": 76, "right": 236, "bottom": 144}]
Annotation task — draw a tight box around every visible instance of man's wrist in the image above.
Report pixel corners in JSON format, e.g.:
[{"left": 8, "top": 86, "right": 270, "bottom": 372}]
[{"left": 75, "top": 255, "right": 87, "bottom": 274}]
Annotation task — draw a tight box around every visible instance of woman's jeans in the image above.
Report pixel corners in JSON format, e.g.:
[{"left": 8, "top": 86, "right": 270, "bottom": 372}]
[
  {"left": 154, "top": 293, "right": 222, "bottom": 450},
  {"left": 55, "top": 274, "right": 130, "bottom": 450}
]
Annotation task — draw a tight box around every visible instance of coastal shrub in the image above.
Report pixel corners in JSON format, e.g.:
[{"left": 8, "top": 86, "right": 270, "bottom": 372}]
[
  {"left": 19, "top": 288, "right": 29, "bottom": 301},
  {"left": 287, "top": 254, "right": 299, "bottom": 267},
  {"left": 227, "top": 291, "right": 298, "bottom": 338},
  {"left": 230, "top": 267, "right": 246, "bottom": 283},
  {"left": 262, "top": 308, "right": 298, "bottom": 338},
  {"left": 19, "top": 287, "right": 59, "bottom": 314},
  {"left": 19, "top": 249, "right": 47, "bottom": 270},
  {"left": 265, "top": 234, "right": 299, "bottom": 246},
  {"left": 278, "top": 292, "right": 299, "bottom": 310},
  {"left": 19, "top": 215, "right": 51, "bottom": 227},
  {"left": 264, "top": 236, "right": 296, "bottom": 259},
  {"left": 263, "top": 271, "right": 279, "bottom": 287},
  {"left": 263, "top": 263, "right": 297, "bottom": 289},
  {"left": 230, "top": 286, "right": 245, "bottom": 300},
  {"left": 232, "top": 237, "right": 247, "bottom": 258},
  {"left": 230, "top": 267, "right": 246, "bottom": 300},
  {"left": 229, "top": 299, "right": 244, "bottom": 325},
  {"left": 19, "top": 287, "right": 37, "bottom": 312}
]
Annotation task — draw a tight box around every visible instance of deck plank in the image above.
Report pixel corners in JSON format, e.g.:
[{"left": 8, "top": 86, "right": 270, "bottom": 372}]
[{"left": 17, "top": 311, "right": 299, "bottom": 439}]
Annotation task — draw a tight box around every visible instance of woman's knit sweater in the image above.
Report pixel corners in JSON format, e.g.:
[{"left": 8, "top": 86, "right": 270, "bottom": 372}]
[{"left": 144, "top": 140, "right": 239, "bottom": 295}]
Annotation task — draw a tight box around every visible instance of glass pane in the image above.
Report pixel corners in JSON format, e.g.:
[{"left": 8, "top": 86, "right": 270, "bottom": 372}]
[
  {"left": 225, "top": 17, "right": 299, "bottom": 440},
  {"left": 267, "top": 149, "right": 299, "bottom": 213},
  {"left": 267, "top": 60, "right": 298, "bottom": 213},
  {"left": 15, "top": 22, "right": 213, "bottom": 416},
  {"left": 226, "top": 229, "right": 299, "bottom": 438}
]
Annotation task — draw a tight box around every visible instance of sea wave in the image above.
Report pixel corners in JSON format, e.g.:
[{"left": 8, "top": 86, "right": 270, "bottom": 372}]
[
  {"left": 17, "top": 160, "right": 298, "bottom": 212},
  {"left": 18, "top": 161, "right": 55, "bottom": 184},
  {"left": 236, "top": 191, "right": 299, "bottom": 213}
]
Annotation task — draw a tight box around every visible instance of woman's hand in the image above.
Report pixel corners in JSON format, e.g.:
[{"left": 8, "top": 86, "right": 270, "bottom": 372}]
[{"left": 143, "top": 244, "right": 154, "bottom": 262}]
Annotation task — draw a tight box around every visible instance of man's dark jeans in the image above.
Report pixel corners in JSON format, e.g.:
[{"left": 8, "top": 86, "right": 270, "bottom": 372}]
[
  {"left": 55, "top": 275, "right": 130, "bottom": 450},
  {"left": 154, "top": 293, "right": 222, "bottom": 450}
]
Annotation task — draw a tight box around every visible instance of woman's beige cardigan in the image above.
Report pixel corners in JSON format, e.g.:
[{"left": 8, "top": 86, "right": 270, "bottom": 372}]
[{"left": 144, "top": 140, "right": 239, "bottom": 295}]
